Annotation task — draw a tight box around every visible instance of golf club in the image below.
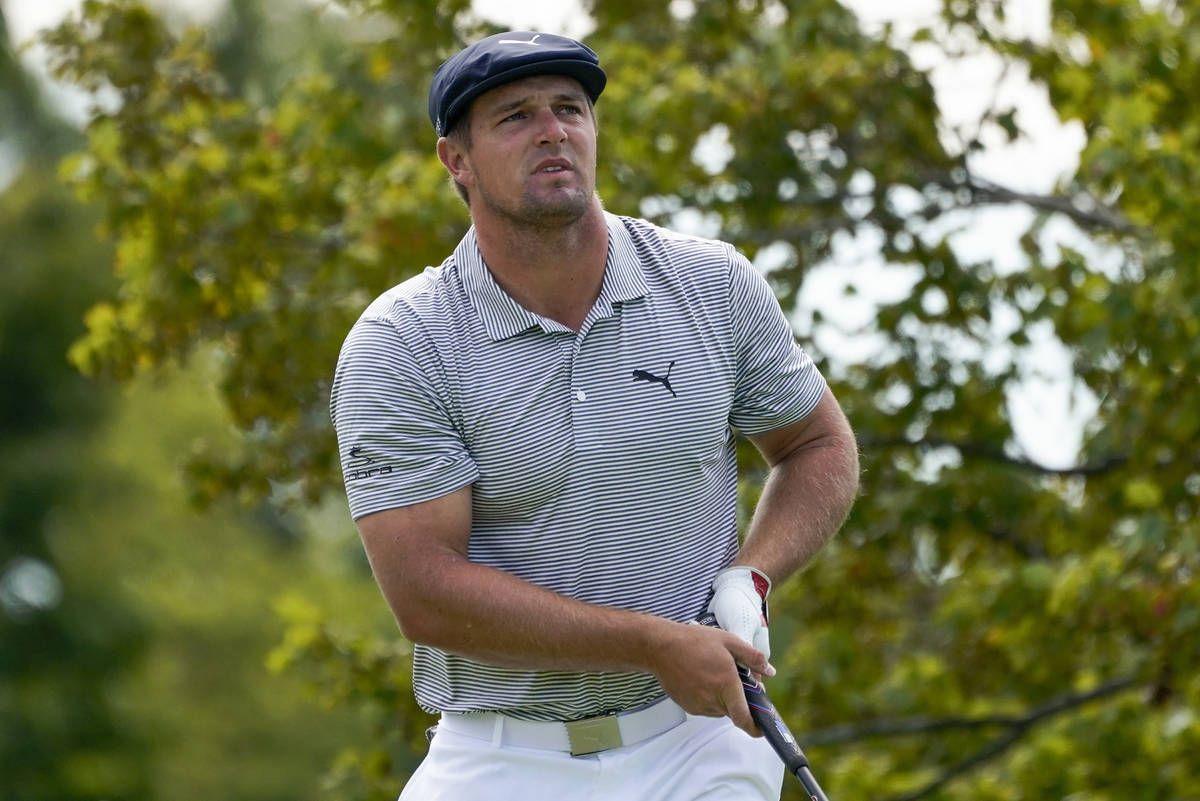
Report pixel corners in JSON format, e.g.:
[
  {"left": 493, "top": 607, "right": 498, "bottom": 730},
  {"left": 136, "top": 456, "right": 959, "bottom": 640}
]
[{"left": 697, "top": 612, "right": 830, "bottom": 800}]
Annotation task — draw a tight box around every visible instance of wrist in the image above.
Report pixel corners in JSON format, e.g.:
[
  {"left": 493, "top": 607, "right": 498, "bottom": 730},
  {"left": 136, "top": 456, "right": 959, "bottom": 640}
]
[
  {"left": 629, "top": 613, "right": 678, "bottom": 674},
  {"left": 712, "top": 565, "right": 771, "bottom": 602}
]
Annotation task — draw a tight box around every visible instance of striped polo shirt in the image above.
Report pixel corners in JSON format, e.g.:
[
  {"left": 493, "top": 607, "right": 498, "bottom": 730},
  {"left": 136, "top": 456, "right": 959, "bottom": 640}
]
[{"left": 330, "top": 211, "right": 826, "bottom": 721}]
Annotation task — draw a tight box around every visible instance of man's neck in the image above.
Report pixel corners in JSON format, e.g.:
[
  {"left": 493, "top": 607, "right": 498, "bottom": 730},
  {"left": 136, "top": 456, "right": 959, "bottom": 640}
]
[{"left": 472, "top": 201, "right": 609, "bottom": 331}]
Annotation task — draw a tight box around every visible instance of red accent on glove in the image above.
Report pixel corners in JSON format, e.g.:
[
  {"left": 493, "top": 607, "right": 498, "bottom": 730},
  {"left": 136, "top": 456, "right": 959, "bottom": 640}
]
[{"left": 751, "top": 570, "right": 770, "bottom": 601}]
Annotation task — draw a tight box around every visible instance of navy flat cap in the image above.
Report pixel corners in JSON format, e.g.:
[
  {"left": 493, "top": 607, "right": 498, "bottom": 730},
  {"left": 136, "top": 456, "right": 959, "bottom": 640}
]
[{"left": 429, "top": 31, "right": 607, "bottom": 136}]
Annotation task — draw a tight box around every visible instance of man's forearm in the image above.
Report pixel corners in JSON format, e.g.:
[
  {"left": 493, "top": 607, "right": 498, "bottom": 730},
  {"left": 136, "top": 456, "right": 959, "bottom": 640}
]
[
  {"left": 374, "top": 541, "right": 775, "bottom": 734},
  {"left": 356, "top": 492, "right": 679, "bottom": 675},
  {"left": 390, "top": 545, "right": 670, "bottom": 673}
]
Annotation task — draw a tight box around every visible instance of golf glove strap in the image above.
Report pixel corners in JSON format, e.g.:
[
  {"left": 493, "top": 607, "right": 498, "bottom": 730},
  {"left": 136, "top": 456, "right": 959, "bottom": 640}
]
[{"left": 707, "top": 566, "right": 771, "bottom": 659}]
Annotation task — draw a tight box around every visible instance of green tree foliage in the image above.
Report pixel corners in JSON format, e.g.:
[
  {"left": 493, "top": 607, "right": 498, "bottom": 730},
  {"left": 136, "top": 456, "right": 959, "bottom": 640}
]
[
  {"left": 57, "top": 355, "right": 387, "bottom": 801},
  {"left": 2, "top": 8, "right": 380, "bottom": 798},
  {"left": 36, "top": 0, "right": 1200, "bottom": 798},
  {"left": 1, "top": 14, "right": 147, "bottom": 786},
  {"left": 0, "top": 163, "right": 384, "bottom": 801},
  {"left": 0, "top": 164, "right": 152, "bottom": 801}
]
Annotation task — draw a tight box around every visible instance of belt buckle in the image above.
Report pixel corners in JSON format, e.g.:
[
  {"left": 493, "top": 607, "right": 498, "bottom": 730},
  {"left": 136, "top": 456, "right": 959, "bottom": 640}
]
[{"left": 566, "top": 712, "right": 622, "bottom": 756}]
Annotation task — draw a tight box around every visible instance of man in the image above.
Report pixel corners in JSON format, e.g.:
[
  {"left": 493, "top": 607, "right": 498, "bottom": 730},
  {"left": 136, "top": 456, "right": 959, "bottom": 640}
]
[{"left": 330, "top": 30, "right": 859, "bottom": 800}]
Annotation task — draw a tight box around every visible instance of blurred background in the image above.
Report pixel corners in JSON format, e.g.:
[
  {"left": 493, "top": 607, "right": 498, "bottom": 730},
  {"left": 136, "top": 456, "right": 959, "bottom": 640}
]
[{"left": 2, "top": 1, "right": 1197, "bottom": 799}]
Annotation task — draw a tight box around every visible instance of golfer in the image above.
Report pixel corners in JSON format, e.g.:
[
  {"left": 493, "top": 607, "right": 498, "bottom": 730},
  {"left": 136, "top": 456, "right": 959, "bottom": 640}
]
[{"left": 330, "top": 30, "right": 859, "bottom": 800}]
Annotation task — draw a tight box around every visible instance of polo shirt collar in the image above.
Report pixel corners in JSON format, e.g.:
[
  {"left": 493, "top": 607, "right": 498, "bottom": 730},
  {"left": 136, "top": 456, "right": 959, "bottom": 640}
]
[
  {"left": 598, "top": 211, "right": 651, "bottom": 307},
  {"left": 455, "top": 229, "right": 534, "bottom": 341},
  {"left": 457, "top": 212, "right": 650, "bottom": 342}
]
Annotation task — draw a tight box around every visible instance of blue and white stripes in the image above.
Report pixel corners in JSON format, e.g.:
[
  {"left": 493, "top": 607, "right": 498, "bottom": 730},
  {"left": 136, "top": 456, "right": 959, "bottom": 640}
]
[{"left": 330, "top": 212, "right": 825, "bottom": 720}]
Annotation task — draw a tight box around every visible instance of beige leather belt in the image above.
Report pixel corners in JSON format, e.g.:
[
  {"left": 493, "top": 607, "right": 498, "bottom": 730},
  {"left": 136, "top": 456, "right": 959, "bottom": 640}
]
[{"left": 438, "top": 696, "right": 687, "bottom": 756}]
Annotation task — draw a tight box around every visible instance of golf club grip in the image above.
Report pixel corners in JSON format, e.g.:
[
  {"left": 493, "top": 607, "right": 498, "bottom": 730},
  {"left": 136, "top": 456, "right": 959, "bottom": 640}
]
[
  {"left": 742, "top": 670, "right": 830, "bottom": 801},
  {"left": 694, "top": 612, "right": 831, "bottom": 799}
]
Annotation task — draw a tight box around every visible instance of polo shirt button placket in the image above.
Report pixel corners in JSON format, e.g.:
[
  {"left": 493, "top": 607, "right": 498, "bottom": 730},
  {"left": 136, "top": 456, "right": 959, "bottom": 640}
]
[
  {"left": 569, "top": 333, "right": 588, "bottom": 405},
  {"left": 568, "top": 382, "right": 586, "bottom": 448}
]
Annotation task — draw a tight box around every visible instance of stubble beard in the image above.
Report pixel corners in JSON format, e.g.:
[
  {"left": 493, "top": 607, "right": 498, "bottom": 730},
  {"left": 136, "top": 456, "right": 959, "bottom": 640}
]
[{"left": 476, "top": 172, "right": 594, "bottom": 231}]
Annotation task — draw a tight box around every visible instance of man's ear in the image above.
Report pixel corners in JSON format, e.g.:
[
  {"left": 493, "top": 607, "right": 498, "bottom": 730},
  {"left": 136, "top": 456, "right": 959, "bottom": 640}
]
[{"left": 437, "top": 137, "right": 473, "bottom": 188}]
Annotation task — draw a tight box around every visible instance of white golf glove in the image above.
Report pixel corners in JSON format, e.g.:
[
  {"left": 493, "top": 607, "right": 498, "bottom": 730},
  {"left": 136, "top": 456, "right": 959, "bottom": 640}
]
[{"left": 706, "top": 566, "right": 772, "bottom": 659}]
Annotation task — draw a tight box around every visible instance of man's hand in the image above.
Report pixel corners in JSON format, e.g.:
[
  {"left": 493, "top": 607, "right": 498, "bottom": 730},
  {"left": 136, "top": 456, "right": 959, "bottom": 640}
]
[
  {"left": 646, "top": 620, "right": 772, "bottom": 738},
  {"left": 706, "top": 566, "right": 772, "bottom": 659}
]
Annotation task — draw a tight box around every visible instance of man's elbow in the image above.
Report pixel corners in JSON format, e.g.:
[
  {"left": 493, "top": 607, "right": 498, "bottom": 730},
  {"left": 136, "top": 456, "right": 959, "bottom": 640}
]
[
  {"left": 388, "top": 591, "right": 455, "bottom": 648},
  {"left": 838, "top": 417, "right": 860, "bottom": 490},
  {"left": 392, "top": 604, "right": 429, "bottom": 644},
  {"left": 365, "top": 555, "right": 454, "bottom": 646},
  {"left": 801, "top": 394, "right": 859, "bottom": 475},
  {"left": 825, "top": 406, "right": 860, "bottom": 509},
  {"left": 380, "top": 559, "right": 472, "bottom": 650}
]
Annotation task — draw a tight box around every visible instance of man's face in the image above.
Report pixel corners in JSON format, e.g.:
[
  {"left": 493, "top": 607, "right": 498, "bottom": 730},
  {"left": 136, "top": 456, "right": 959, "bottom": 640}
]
[{"left": 444, "top": 74, "right": 598, "bottom": 227}]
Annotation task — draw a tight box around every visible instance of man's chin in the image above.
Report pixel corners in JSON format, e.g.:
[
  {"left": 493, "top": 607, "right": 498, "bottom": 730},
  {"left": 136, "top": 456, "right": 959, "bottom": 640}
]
[{"left": 518, "top": 193, "right": 592, "bottom": 226}]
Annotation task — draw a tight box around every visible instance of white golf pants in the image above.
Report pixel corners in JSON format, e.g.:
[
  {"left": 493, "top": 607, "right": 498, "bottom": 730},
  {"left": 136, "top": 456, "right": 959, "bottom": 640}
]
[{"left": 397, "top": 712, "right": 784, "bottom": 800}]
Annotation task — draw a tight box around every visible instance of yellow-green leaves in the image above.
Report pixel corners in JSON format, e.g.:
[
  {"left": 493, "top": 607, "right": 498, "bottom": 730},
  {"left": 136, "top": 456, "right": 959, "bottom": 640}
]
[{"left": 36, "top": 0, "right": 1200, "bottom": 798}]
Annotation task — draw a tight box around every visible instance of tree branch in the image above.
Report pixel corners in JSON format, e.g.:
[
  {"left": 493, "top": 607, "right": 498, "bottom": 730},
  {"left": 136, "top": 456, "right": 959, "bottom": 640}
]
[
  {"left": 914, "top": 167, "right": 1138, "bottom": 235},
  {"left": 883, "top": 725, "right": 1025, "bottom": 801},
  {"left": 981, "top": 525, "right": 1046, "bottom": 559},
  {"left": 859, "top": 434, "right": 1130, "bottom": 477},
  {"left": 805, "top": 712, "right": 1027, "bottom": 745},
  {"left": 805, "top": 676, "right": 1140, "bottom": 746},
  {"left": 712, "top": 168, "right": 1139, "bottom": 252},
  {"left": 800, "top": 676, "right": 1140, "bottom": 801},
  {"left": 965, "top": 175, "right": 1138, "bottom": 235}
]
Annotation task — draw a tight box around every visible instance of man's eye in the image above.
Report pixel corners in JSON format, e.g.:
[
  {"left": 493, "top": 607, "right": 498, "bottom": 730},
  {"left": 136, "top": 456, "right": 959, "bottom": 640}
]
[
  {"left": 559, "top": 105, "right": 583, "bottom": 115},
  {"left": 502, "top": 111, "right": 526, "bottom": 122}
]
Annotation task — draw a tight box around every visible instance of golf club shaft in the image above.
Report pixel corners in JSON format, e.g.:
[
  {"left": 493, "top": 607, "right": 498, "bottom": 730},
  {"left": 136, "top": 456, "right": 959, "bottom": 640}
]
[{"left": 696, "top": 613, "right": 831, "bottom": 799}]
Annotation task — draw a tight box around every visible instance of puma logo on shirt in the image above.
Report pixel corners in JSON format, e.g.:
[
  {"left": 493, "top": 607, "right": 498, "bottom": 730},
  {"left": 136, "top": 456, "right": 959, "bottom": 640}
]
[{"left": 632, "top": 361, "right": 677, "bottom": 398}]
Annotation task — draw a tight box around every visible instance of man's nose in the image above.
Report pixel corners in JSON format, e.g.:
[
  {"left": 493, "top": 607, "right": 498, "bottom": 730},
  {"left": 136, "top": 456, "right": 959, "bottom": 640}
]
[{"left": 535, "top": 109, "right": 568, "bottom": 145}]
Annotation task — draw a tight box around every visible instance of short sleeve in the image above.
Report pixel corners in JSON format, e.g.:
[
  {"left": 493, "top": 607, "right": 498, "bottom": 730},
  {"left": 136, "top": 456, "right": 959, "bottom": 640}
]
[
  {"left": 330, "top": 317, "right": 479, "bottom": 520},
  {"left": 727, "top": 248, "right": 827, "bottom": 435}
]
